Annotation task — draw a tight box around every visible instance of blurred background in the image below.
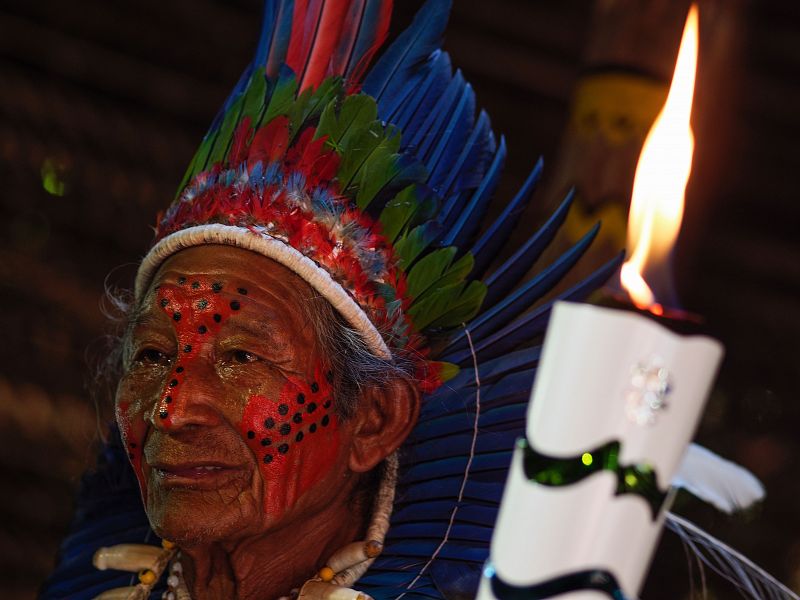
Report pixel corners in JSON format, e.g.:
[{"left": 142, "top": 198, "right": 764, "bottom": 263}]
[{"left": 0, "top": 0, "right": 798, "bottom": 598}]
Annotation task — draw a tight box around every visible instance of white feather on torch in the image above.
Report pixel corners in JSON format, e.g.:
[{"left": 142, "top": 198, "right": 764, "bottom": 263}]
[{"left": 672, "top": 443, "right": 765, "bottom": 513}]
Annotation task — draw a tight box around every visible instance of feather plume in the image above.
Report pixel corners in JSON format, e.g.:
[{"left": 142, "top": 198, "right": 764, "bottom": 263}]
[
  {"left": 666, "top": 513, "right": 799, "bottom": 600},
  {"left": 673, "top": 444, "right": 765, "bottom": 513}
]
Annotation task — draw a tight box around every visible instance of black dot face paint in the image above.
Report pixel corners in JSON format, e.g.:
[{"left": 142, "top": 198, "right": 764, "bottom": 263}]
[
  {"left": 230, "top": 300, "right": 241, "bottom": 311},
  {"left": 247, "top": 430, "right": 255, "bottom": 439},
  {"left": 237, "top": 287, "right": 248, "bottom": 295},
  {"left": 212, "top": 282, "right": 223, "bottom": 293},
  {"left": 239, "top": 362, "right": 340, "bottom": 518},
  {"left": 147, "top": 275, "right": 241, "bottom": 431}
]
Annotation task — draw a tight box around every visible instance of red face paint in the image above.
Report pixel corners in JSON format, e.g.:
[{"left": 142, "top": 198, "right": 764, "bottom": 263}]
[
  {"left": 240, "top": 361, "right": 340, "bottom": 519},
  {"left": 153, "top": 277, "right": 237, "bottom": 428},
  {"left": 121, "top": 276, "right": 239, "bottom": 498},
  {"left": 117, "top": 398, "right": 148, "bottom": 495}
]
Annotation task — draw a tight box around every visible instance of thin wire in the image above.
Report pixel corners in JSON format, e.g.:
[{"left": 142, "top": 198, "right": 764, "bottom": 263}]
[{"left": 396, "top": 324, "right": 482, "bottom": 599}]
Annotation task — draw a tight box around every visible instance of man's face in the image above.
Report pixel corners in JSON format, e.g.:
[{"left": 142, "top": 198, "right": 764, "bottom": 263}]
[{"left": 116, "top": 245, "right": 351, "bottom": 543}]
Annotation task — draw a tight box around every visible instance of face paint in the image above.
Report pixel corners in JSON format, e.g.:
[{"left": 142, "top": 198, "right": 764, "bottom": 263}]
[
  {"left": 121, "top": 276, "right": 241, "bottom": 494},
  {"left": 240, "top": 361, "right": 340, "bottom": 518},
  {"left": 154, "top": 276, "right": 239, "bottom": 427},
  {"left": 117, "top": 398, "right": 148, "bottom": 495}
]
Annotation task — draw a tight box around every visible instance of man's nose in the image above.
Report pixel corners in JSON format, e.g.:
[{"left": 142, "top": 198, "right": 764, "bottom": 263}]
[{"left": 149, "top": 357, "right": 225, "bottom": 431}]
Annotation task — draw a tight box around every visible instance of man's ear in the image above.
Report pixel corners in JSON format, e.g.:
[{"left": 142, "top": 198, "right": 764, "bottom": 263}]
[{"left": 348, "top": 377, "right": 420, "bottom": 473}]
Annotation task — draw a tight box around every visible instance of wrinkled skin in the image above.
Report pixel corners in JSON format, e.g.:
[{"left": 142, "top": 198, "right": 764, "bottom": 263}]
[{"left": 116, "top": 245, "right": 419, "bottom": 599}]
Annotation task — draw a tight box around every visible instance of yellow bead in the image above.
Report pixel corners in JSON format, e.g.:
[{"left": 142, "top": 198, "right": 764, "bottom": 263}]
[
  {"left": 138, "top": 569, "right": 157, "bottom": 585},
  {"left": 161, "top": 539, "right": 176, "bottom": 550},
  {"left": 319, "top": 566, "right": 335, "bottom": 582}
]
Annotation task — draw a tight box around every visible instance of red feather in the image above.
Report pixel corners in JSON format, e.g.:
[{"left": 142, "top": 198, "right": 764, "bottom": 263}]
[
  {"left": 298, "top": 0, "right": 351, "bottom": 91},
  {"left": 286, "top": 0, "right": 324, "bottom": 85},
  {"left": 248, "top": 116, "right": 291, "bottom": 168}
]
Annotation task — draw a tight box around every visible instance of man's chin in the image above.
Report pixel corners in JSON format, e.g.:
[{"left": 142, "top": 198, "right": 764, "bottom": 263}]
[{"left": 145, "top": 489, "right": 260, "bottom": 545}]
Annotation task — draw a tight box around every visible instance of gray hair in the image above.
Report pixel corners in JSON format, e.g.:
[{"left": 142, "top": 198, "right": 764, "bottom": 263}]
[{"left": 295, "top": 290, "right": 414, "bottom": 419}]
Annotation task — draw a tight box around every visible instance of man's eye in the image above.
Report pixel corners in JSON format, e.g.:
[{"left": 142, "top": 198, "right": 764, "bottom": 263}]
[
  {"left": 232, "top": 350, "right": 259, "bottom": 364},
  {"left": 135, "top": 348, "right": 172, "bottom": 366}
]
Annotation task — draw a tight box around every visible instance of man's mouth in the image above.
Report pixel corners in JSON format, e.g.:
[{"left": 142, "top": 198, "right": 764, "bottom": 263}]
[{"left": 149, "top": 461, "right": 246, "bottom": 488}]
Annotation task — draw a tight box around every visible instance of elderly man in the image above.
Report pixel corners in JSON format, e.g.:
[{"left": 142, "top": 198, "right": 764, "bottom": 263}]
[{"left": 42, "top": 1, "right": 617, "bottom": 598}]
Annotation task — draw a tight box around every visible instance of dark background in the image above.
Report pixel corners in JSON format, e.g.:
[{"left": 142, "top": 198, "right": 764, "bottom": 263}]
[{"left": 0, "top": 1, "right": 798, "bottom": 598}]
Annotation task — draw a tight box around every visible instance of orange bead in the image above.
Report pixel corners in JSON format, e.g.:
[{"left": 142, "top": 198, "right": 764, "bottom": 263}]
[
  {"left": 318, "top": 566, "right": 335, "bottom": 582},
  {"left": 138, "top": 569, "right": 157, "bottom": 585}
]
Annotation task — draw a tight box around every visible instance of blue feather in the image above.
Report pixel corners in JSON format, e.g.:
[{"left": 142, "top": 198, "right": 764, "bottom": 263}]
[
  {"left": 439, "top": 137, "right": 507, "bottom": 247},
  {"left": 444, "top": 222, "right": 600, "bottom": 353},
  {"left": 253, "top": 0, "right": 281, "bottom": 67},
  {"left": 481, "top": 187, "right": 575, "bottom": 307},
  {"left": 437, "top": 110, "right": 494, "bottom": 219},
  {"left": 343, "top": 0, "right": 382, "bottom": 76},
  {"left": 469, "top": 157, "right": 543, "bottom": 278},
  {"left": 425, "top": 83, "right": 476, "bottom": 193},
  {"left": 444, "top": 346, "right": 541, "bottom": 390},
  {"left": 362, "top": 0, "right": 452, "bottom": 115},
  {"left": 389, "top": 50, "right": 451, "bottom": 132},
  {"left": 406, "top": 70, "right": 465, "bottom": 155},
  {"left": 392, "top": 502, "right": 499, "bottom": 528},
  {"left": 444, "top": 252, "right": 625, "bottom": 365},
  {"left": 266, "top": 0, "right": 297, "bottom": 77}
]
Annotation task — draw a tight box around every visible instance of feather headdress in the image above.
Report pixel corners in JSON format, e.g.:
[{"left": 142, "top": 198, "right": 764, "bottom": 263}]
[{"left": 133, "top": 0, "right": 609, "bottom": 393}]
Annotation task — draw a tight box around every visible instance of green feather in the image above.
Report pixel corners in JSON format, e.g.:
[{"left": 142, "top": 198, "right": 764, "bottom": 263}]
[
  {"left": 287, "top": 77, "right": 342, "bottom": 140},
  {"left": 393, "top": 223, "right": 437, "bottom": 269},
  {"left": 208, "top": 94, "right": 246, "bottom": 166},
  {"left": 427, "top": 280, "right": 487, "bottom": 329},
  {"left": 434, "top": 361, "right": 460, "bottom": 382},
  {"left": 406, "top": 247, "right": 457, "bottom": 300},
  {"left": 408, "top": 279, "right": 486, "bottom": 330},
  {"left": 261, "top": 74, "right": 299, "bottom": 127},
  {"left": 417, "top": 251, "right": 474, "bottom": 303},
  {"left": 379, "top": 185, "right": 419, "bottom": 243},
  {"left": 241, "top": 68, "right": 268, "bottom": 122},
  {"left": 316, "top": 94, "right": 378, "bottom": 151},
  {"left": 353, "top": 132, "right": 402, "bottom": 209},
  {"left": 336, "top": 121, "right": 390, "bottom": 190}
]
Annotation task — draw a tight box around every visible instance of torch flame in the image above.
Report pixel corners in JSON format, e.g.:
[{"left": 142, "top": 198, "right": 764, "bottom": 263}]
[{"left": 620, "top": 4, "right": 698, "bottom": 314}]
